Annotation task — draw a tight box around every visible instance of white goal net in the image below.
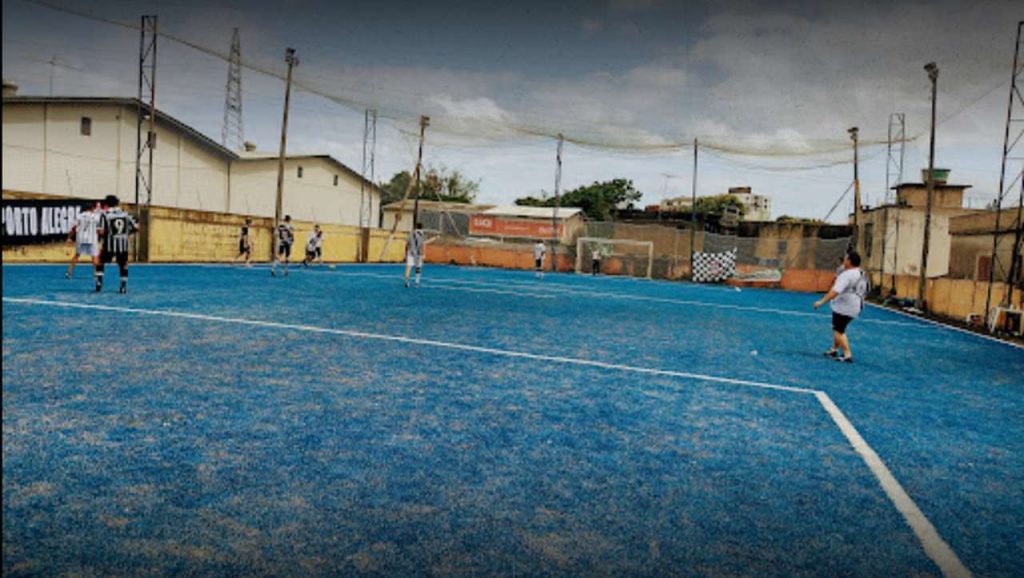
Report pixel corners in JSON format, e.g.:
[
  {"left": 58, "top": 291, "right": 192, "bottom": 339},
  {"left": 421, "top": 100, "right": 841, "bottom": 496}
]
[{"left": 575, "top": 237, "right": 654, "bottom": 279}]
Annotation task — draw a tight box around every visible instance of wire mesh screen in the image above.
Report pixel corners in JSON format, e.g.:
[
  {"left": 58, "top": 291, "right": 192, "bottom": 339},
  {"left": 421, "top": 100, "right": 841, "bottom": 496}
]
[
  {"left": 419, "top": 209, "right": 470, "bottom": 237},
  {"left": 424, "top": 217, "right": 850, "bottom": 283}
]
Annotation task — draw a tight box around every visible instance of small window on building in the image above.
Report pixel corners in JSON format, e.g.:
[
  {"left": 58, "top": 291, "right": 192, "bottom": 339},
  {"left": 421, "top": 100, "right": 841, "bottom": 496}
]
[
  {"left": 297, "top": 166, "right": 304, "bottom": 179},
  {"left": 333, "top": 175, "right": 339, "bottom": 186},
  {"left": 80, "top": 117, "right": 92, "bottom": 136}
]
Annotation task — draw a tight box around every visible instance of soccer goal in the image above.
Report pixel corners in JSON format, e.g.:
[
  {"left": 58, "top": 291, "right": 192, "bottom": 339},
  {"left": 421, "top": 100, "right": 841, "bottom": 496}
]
[{"left": 575, "top": 237, "right": 654, "bottom": 279}]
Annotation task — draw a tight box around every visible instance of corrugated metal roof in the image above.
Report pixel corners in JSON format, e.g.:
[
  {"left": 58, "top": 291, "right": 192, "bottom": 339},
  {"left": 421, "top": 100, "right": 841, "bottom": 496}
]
[{"left": 481, "top": 205, "right": 584, "bottom": 219}]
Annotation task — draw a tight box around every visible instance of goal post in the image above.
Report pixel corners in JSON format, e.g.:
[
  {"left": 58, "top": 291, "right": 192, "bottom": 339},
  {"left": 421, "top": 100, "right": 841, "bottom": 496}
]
[{"left": 575, "top": 237, "right": 654, "bottom": 279}]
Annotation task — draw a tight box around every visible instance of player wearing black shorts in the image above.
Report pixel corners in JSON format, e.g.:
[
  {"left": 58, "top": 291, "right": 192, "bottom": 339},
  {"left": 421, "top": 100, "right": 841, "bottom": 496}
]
[
  {"left": 271, "top": 215, "right": 295, "bottom": 277},
  {"left": 237, "top": 217, "right": 253, "bottom": 267},
  {"left": 96, "top": 195, "right": 139, "bottom": 294}
]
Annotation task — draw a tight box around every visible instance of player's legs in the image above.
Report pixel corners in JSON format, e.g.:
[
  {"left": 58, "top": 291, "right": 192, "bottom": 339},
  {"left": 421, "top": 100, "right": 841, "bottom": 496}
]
[
  {"left": 414, "top": 255, "right": 423, "bottom": 286},
  {"left": 404, "top": 255, "right": 414, "bottom": 287},
  {"left": 117, "top": 253, "right": 129, "bottom": 294},
  {"left": 66, "top": 248, "right": 81, "bottom": 279},
  {"left": 96, "top": 250, "right": 112, "bottom": 292},
  {"left": 245, "top": 244, "right": 252, "bottom": 267},
  {"left": 316, "top": 247, "right": 323, "bottom": 265},
  {"left": 272, "top": 244, "right": 282, "bottom": 276}
]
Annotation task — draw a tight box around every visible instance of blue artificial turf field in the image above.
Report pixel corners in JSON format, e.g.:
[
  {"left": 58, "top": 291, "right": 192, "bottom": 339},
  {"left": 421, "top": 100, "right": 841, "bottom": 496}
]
[{"left": 3, "top": 263, "right": 1022, "bottom": 577}]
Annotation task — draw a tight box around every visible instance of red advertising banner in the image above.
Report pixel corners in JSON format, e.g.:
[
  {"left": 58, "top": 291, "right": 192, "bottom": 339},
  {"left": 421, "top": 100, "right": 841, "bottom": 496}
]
[{"left": 469, "top": 215, "right": 564, "bottom": 239}]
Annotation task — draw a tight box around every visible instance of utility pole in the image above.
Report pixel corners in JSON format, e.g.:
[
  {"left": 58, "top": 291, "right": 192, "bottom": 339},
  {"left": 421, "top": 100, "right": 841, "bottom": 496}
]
[
  {"left": 690, "top": 138, "right": 698, "bottom": 278},
  {"left": 985, "top": 21, "right": 1024, "bottom": 329},
  {"left": 412, "top": 115, "right": 430, "bottom": 228},
  {"left": 274, "top": 47, "right": 299, "bottom": 255},
  {"left": 134, "top": 15, "right": 157, "bottom": 263},
  {"left": 551, "top": 134, "right": 564, "bottom": 272},
  {"left": 848, "top": 127, "right": 862, "bottom": 256},
  {"left": 919, "top": 62, "right": 939, "bottom": 310}
]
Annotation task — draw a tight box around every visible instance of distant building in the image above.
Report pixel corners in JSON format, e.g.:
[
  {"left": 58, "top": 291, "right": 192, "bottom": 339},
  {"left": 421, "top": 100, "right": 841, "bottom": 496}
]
[
  {"left": 947, "top": 211, "right": 1022, "bottom": 283},
  {"left": 659, "top": 186, "right": 771, "bottom": 222},
  {"left": 859, "top": 172, "right": 985, "bottom": 282},
  {"left": 469, "top": 205, "right": 585, "bottom": 245}
]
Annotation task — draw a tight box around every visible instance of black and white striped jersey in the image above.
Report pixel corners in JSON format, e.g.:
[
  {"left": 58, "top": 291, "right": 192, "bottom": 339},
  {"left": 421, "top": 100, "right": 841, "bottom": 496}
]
[{"left": 99, "top": 209, "right": 138, "bottom": 255}]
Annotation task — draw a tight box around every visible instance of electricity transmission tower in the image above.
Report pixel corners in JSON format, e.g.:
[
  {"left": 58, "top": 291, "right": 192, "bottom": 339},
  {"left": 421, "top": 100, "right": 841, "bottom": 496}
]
[
  {"left": 880, "top": 113, "right": 905, "bottom": 293},
  {"left": 134, "top": 15, "right": 158, "bottom": 262},
  {"left": 221, "top": 28, "right": 244, "bottom": 150},
  {"left": 360, "top": 108, "right": 378, "bottom": 229},
  {"left": 985, "top": 21, "right": 1024, "bottom": 327},
  {"left": 886, "top": 113, "right": 906, "bottom": 204}
]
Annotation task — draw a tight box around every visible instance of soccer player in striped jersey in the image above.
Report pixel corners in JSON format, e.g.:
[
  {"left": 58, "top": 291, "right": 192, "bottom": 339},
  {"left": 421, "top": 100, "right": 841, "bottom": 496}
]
[
  {"left": 65, "top": 201, "right": 101, "bottom": 280},
  {"left": 271, "top": 215, "right": 295, "bottom": 277},
  {"left": 302, "top": 224, "right": 325, "bottom": 267},
  {"left": 404, "top": 222, "right": 427, "bottom": 288},
  {"left": 95, "top": 195, "right": 139, "bottom": 294}
]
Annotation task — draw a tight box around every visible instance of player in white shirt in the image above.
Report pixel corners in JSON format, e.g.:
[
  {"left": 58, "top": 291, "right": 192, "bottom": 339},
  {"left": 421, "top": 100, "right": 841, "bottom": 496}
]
[
  {"left": 404, "top": 222, "right": 428, "bottom": 288},
  {"left": 533, "top": 241, "right": 546, "bottom": 278},
  {"left": 591, "top": 248, "right": 602, "bottom": 276},
  {"left": 814, "top": 251, "right": 869, "bottom": 363},
  {"left": 65, "top": 201, "right": 101, "bottom": 280},
  {"left": 302, "top": 225, "right": 325, "bottom": 267}
]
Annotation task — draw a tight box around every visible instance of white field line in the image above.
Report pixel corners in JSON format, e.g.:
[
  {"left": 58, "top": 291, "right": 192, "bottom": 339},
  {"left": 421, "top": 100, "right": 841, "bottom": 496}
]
[
  {"left": 387, "top": 270, "right": 925, "bottom": 325},
  {"left": 114, "top": 263, "right": 919, "bottom": 327},
  {"left": 199, "top": 264, "right": 556, "bottom": 300},
  {"left": 2, "top": 297, "right": 817, "bottom": 396},
  {"left": 815, "top": 392, "right": 972, "bottom": 578},
  {"left": 865, "top": 302, "right": 1024, "bottom": 351},
  {"left": 1, "top": 296, "right": 974, "bottom": 577}
]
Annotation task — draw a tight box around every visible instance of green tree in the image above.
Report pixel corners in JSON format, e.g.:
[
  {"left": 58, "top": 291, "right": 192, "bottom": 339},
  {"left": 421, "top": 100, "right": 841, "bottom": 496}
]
[
  {"left": 776, "top": 215, "right": 823, "bottom": 224},
  {"left": 514, "top": 178, "right": 643, "bottom": 221},
  {"left": 380, "top": 166, "right": 480, "bottom": 206}
]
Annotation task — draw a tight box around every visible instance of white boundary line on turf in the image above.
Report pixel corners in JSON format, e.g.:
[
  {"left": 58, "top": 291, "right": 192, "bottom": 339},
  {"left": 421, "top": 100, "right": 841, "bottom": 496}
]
[
  {"left": 209, "top": 264, "right": 920, "bottom": 328},
  {"left": 198, "top": 264, "right": 557, "bottom": 300},
  {"left": 865, "top": 302, "right": 1024, "bottom": 351},
  {"left": 3, "top": 297, "right": 814, "bottom": 394},
  {"left": 0, "top": 296, "right": 974, "bottom": 578},
  {"left": 815, "top": 392, "right": 972, "bottom": 578}
]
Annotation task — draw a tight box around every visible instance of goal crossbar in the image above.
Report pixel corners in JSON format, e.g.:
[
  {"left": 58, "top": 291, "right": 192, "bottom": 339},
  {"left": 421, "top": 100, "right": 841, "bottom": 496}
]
[{"left": 575, "top": 237, "right": 654, "bottom": 279}]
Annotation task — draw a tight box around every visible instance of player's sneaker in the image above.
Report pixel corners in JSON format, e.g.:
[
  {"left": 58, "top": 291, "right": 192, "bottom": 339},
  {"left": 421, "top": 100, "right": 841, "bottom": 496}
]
[
  {"left": 65, "top": 271, "right": 71, "bottom": 279},
  {"left": 835, "top": 355, "right": 853, "bottom": 363},
  {"left": 271, "top": 269, "right": 277, "bottom": 277},
  {"left": 823, "top": 349, "right": 838, "bottom": 358},
  {"left": 95, "top": 278, "right": 103, "bottom": 292},
  {"left": 119, "top": 282, "right": 127, "bottom": 294}
]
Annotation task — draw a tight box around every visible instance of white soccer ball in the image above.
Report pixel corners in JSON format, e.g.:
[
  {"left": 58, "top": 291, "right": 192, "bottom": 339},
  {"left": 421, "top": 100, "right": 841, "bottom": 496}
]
[
  {"left": 750, "top": 350, "right": 758, "bottom": 356},
  {"left": 329, "top": 265, "right": 336, "bottom": 270}
]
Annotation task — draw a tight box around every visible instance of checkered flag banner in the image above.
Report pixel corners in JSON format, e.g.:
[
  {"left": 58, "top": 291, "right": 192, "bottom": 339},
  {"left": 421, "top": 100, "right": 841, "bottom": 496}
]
[{"left": 692, "top": 249, "right": 737, "bottom": 283}]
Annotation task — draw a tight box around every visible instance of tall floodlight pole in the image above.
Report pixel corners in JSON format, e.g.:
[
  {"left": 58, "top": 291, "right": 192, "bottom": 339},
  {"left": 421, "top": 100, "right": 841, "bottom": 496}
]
[
  {"left": 918, "top": 62, "right": 939, "bottom": 310},
  {"left": 848, "top": 127, "right": 862, "bottom": 256},
  {"left": 273, "top": 47, "right": 299, "bottom": 254},
  {"left": 690, "top": 138, "right": 698, "bottom": 278},
  {"left": 134, "top": 15, "right": 157, "bottom": 262},
  {"left": 985, "top": 21, "right": 1024, "bottom": 329},
  {"left": 551, "top": 134, "right": 564, "bottom": 272},
  {"left": 412, "top": 115, "right": 430, "bottom": 227}
]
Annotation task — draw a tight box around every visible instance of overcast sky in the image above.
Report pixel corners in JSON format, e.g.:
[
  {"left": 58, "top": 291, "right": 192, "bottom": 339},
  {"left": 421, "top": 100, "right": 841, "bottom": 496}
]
[{"left": 3, "top": 0, "right": 1021, "bottom": 221}]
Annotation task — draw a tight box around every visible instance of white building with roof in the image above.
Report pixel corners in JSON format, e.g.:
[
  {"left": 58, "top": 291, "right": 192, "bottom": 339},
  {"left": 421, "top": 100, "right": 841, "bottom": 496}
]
[{"left": 1, "top": 94, "right": 381, "bottom": 227}]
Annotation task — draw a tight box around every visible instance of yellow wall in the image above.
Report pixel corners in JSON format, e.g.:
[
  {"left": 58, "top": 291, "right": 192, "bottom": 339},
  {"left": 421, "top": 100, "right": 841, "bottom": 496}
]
[{"left": 3, "top": 190, "right": 402, "bottom": 264}]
